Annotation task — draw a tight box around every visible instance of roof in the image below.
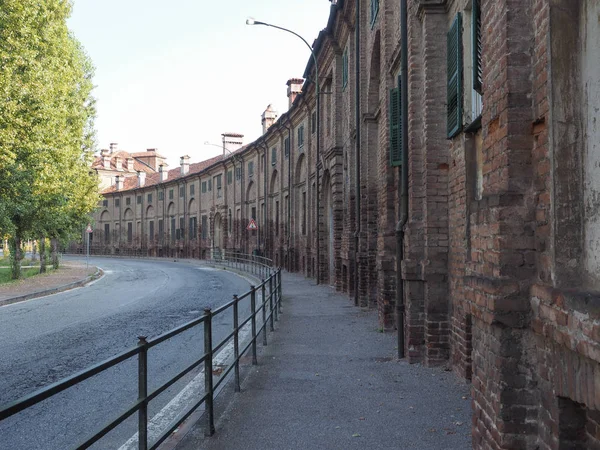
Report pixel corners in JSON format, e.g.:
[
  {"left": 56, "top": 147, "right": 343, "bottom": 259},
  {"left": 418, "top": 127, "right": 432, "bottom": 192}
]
[
  {"left": 101, "top": 153, "right": 227, "bottom": 194},
  {"left": 91, "top": 150, "right": 156, "bottom": 174}
]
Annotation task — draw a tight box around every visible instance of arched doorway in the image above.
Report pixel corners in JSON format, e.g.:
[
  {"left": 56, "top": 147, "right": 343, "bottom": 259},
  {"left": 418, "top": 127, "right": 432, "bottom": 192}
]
[
  {"left": 213, "top": 212, "right": 223, "bottom": 259},
  {"left": 322, "top": 171, "right": 334, "bottom": 285}
]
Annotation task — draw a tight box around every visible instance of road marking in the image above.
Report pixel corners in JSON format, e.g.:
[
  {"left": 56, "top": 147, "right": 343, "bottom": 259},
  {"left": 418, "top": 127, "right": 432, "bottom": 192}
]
[{"left": 118, "top": 321, "right": 254, "bottom": 450}]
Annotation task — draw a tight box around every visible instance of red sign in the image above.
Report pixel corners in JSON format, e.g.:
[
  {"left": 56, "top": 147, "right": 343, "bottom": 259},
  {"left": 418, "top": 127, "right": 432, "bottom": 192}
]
[
  {"left": 247, "top": 219, "right": 258, "bottom": 230},
  {"left": 85, "top": 223, "right": 93, "bottom": 233}
]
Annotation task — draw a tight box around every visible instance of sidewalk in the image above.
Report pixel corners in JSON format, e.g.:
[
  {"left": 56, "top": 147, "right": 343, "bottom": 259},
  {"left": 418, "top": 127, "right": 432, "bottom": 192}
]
[
  {"left": 0, "top": 262, "right": 100, "bottom": 306},
  {"left": 177, "top": 271, "right": 472, "bottom": 450}
]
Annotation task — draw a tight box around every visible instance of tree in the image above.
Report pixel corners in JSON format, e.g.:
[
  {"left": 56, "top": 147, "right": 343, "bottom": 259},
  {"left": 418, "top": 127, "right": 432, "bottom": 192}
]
[{"left": 0, "top": 0, "right": 99, "bottom": 278}]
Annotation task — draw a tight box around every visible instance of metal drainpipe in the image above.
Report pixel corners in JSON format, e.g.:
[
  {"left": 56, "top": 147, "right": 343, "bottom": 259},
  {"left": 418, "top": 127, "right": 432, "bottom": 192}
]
[
  {"left": 261, "top": 141, "right": 269, "bottom": 258},
  {"left": 396, "top": 0, "right": 409, "bottom": 359},
  {"left": 354, "top": 0, "right": 361, "bottom": 306},
  {"left": 280, "top": 118, "right": 293, "bottom": 269}
]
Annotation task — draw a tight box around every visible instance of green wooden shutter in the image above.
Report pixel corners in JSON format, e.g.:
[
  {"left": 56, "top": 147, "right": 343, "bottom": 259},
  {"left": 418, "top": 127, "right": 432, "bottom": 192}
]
[
  {"left": 389, "top": 82, "right": 402, "bottom": 167},
  {"left": 472, "top": 0, "right": 482, "bottom": 93},
  {"left": 447, "top": 13, "right": 463, "bottom": 138}
]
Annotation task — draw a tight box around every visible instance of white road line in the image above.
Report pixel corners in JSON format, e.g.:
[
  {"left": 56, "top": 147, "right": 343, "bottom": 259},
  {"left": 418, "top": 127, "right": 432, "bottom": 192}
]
[{"left": 118, "top": 321, "right": 254, "bottom": 450}]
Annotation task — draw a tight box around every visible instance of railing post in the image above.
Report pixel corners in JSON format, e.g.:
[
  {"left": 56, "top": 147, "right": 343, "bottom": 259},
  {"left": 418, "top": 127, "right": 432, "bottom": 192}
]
[
  {"left": 250, "top": 286, "right": 258, "bottom": 365},
  {"left": 261, "top": 281, "right": 267, "bottom": 346},
  {"left": 269, "top": 276, "right": 275, "bottom": 331},
  {"left": 278, "top": 269, "right": 283, "bottom": 314},
  {"left": 203, "top": 308, "right": 215, "bottom": 436},
  {"left": 233, "top": 295, "right": 240, "bottom": 392},
  {"left": 137, "top": 336, "right": 148, "bottom": 450}
]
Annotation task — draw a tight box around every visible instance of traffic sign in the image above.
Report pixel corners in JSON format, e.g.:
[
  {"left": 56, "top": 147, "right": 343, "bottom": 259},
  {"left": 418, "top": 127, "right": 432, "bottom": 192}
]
[
  {"left": 86, "top": 223, "right": 93, "bottom": 233},
  {"left": 247, "top": 219, "right": 258, "bottom": 230}
]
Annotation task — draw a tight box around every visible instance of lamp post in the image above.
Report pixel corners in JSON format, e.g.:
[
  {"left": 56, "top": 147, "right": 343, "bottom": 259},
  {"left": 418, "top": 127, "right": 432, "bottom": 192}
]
[{"left": 246, "top": 18, "right": 321, "bottom": 283}]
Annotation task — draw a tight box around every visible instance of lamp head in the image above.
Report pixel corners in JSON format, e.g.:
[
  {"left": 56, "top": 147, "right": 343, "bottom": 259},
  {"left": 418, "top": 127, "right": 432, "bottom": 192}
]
[{"left": 246, "top": 18, "right": 255, "bottom": 25}]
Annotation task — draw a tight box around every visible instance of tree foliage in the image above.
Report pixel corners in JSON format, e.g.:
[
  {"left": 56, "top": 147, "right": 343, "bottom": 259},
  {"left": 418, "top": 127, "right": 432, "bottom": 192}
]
[{"left": 0, "top": 0, "right": 99, "bottom": 278}]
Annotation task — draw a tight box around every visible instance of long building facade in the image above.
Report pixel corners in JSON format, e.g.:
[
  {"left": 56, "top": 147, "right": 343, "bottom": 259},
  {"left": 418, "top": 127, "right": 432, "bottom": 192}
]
[{"left": 85, "top": 1, "right": 600, "bottom": 448}]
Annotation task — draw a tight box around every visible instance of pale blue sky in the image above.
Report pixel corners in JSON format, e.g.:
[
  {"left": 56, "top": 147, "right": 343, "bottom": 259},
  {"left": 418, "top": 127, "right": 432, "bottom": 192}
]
[{"left": 68, "top": 0, "right": 332, "bottom": 166}]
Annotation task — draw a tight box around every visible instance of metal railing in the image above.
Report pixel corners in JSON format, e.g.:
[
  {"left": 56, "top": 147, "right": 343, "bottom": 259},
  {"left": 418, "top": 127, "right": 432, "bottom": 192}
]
[{"left": 0, "top": 255, "right": 283, "bottom": 449}]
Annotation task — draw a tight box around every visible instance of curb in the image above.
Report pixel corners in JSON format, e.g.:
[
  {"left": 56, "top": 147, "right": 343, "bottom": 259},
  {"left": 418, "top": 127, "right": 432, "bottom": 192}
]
[{"left": 0, "top": 267, "right": 104, "bottom": 307}]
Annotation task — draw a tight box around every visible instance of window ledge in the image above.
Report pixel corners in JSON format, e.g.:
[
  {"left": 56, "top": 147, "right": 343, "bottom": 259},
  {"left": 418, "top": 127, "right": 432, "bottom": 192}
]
[{"left": 464, "top": 114, "right": 482, "bottom": 133}]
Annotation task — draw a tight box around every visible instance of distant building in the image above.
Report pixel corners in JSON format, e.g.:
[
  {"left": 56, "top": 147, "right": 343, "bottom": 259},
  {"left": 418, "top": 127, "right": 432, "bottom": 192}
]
[{"left": 91, "top": 143, "right": 167, "bottom": 190}]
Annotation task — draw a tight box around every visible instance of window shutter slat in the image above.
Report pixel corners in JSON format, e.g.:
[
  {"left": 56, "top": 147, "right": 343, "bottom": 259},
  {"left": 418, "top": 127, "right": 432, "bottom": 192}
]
[
  {"left": 389, "top": 85, "right": 402, "bottom": 167},
  {"left": 447, "top": 13, "right": 463, "bottom": 138},
  {"left": 472, "top": 0, "right": 482, "bottom": 93}
]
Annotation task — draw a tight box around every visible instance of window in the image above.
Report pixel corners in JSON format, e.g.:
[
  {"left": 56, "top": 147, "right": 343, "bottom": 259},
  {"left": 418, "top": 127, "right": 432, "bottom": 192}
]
[
  {"left": 190, "top": 183, "right": 195, "bottom": 196},
  {"left": 447, "top": 13, "right": 463, "bottom": 138},
  {"left": 370, "top": 0, "right": 379, "bottom": 28},
  {"left": 389, "top": 76, "right": 403, "bottom": 167},
  {"left": 189, "top": 216, "right": 197, "bottom": 240},
  {"left": 228, "top": 209, "right": 232, "bottom": 233},
  {"left": 179, "top": 186, "right": 184, "bottom": 197},
  {"left": 102, "top": 199, "right": 108, "bottom": 207},
  {"left": 227, "top": 170, "right": 232, "bottom": 185},
  {"left": 271, "top": 147, "right": 277, "bottom": 166},
  {"left": 158, "top": 219, "right": 164, "bottom": 241},
  {"left": 137, "top": 195, "right": 141, "bottom": 205},
  {"left": 149, "top": 221, "right": 154, "bottom": 241},
  {"left": 298, "top": 125, "right": 304, "bottom": 149},
  {"left": 171, "top": 217, "right": 176, "bottom": 242},
  {"left": 236, "top": 167, "right": 242, "bottom": 180},
  {"left": 115, "top": 198, "right": 120, "bottom": 208},
  {"left": 248, "top": 161, "right": 254, "bottom": 178},
  {"left": 472, "top": 0, "right": 482, "bottom": 95},
  {"left": 216, "top": 174, "right": 222, "bottom": 190},
  {"left": 208, "top": 178, "right": 212, "bottom": 191},
  {"left": 179, "top": 217, "right": 185, "bottom": 239},
  {"left": 169, "top": 189, "right": 174, "bottom": 200},
  {"left": 261, "top": 154, "right": 265, "bottom": 172},
  {"left": 126, "top": 197, "right": 131, "bottom": 206},
  {"left": 201, "top": 215, "right": 208, "bottom": 239},
  {"left": 342, "top": 47, "right": 349, "bottom": 89},
  {"left": 104, "top": 223, "right": 110, "bottom": 243},
  {"left": 302, "top": 192, "right": 306, "bottom": 235},
  {"left": 202, "top": 181, "right": 207, "bottom": 193},
  {"left": 158, "top": 191, "right": 164, "bottom": 201},
  {"left": 147, "top": 193, "right": 152, "bottom": 203},
  {"left": 284, "top": 137, "right": 290, "bottom": 158},
  {"left": 311, "top": 112, "right": 317, "bottom": 134},
  {"left": 127, "top": 222, "right": 133, "bottom": 243}
]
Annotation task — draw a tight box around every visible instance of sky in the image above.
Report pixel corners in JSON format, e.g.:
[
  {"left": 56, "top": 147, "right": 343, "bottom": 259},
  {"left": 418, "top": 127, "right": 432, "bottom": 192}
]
[{"left": 67, "top": 0, "right": 332, "bottom": 167}]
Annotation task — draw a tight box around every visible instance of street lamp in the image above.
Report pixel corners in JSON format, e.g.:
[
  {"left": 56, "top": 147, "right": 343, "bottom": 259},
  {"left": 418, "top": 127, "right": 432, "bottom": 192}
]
[{"left": 246, "top": 17, "right": 321, "bottom": 283}]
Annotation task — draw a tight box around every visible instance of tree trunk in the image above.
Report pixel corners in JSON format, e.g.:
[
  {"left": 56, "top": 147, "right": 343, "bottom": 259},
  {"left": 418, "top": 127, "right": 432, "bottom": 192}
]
[
  {"left": 39, "top": 237, "right": 47, "bottom": 274},
  {"left": 8, "top": 234, "right": 23, "bottom": 280},
  {"left": 31, "top": 240, "right": 37, "bottom": 262},
  {"left": 50, "top": 238, "right": 59, "bottom": 269}
]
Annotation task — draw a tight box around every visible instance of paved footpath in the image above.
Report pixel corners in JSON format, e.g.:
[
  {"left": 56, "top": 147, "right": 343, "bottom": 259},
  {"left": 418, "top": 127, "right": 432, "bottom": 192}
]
[{"left": 178, "top": 271, "right": 472, "bottom": 450}]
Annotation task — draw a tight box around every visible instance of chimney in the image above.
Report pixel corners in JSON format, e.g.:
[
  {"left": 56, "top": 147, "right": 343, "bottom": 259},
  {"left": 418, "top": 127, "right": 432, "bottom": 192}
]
[
  {"left": 261, "top": 104, "right": 278, "bottom": 134},
  {"left": 115, "top": 175, "right": 123, "bottom": 190},
  {"left": 102, "top": 151, "right": 111, "bottom": 170},
  {"left": 115, "top": 156, "right": 123, "bottom": 171},
  {"left": 159, "top": 164, "right": 168, "bottom": 182},
  {"left": 221, "top": 133, "right": 244, "bottom": 156},
  {"left": 286, "top": 78, "right": 303, "bottom": 109},
  {"left": 110, "top": 142, "right": 118, "bottom": 153},
  {"left": 138, "top": 171, "right": 146, "bottom": 187},
  {"left": 126, "top": 157, "right": 134, "bottom": 172},
  {"left": 180, "top": 155, "right": 190, "bottom": 175}
]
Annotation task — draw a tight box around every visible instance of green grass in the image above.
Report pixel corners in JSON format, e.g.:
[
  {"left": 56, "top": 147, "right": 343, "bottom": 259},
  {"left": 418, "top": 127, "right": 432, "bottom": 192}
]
[{"left": 0, "top": 259, "right": 55, "bottom": 284}]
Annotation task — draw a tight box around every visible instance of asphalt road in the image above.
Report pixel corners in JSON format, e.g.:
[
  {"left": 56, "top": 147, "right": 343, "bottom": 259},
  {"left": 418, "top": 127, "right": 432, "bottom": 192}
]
[{"left": 0, "top": 257, "right": 252, "bottom": 450}]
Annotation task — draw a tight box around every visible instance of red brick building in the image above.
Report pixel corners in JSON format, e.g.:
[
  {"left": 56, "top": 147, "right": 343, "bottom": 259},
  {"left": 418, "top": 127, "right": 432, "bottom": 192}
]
[{"left": 90, "top": 0, "right": 600, "bottom": 447}]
